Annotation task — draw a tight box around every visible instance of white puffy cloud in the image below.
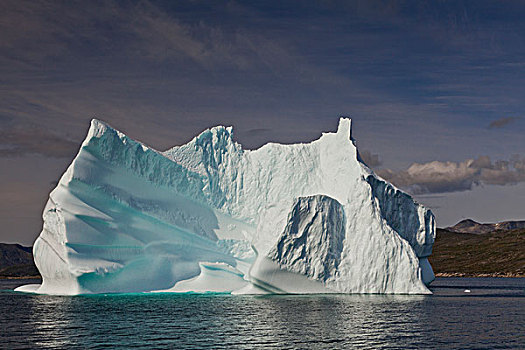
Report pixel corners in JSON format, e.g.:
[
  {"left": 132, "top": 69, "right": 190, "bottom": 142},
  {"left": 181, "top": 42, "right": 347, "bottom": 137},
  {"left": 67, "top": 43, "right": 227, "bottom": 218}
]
[{"left": 377, "top": 155, "right": 525, "bottom": 194}]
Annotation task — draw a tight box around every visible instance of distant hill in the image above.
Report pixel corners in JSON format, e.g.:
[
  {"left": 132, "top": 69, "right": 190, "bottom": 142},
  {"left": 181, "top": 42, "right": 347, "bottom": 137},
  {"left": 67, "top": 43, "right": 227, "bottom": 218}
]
[
  {"left": 446, "top": 219, "right": 525, "bottom": 234},
  {"left": 0, "top": 243, "right": 40, "bottom": 278},
  {"left": 430, "top": 227, "right": 525, "bottom": 277}
]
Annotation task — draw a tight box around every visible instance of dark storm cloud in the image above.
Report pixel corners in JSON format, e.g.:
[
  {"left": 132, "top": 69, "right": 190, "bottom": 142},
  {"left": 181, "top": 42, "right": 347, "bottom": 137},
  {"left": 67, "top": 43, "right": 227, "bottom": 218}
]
[
  {"left": 488, "top": 117, "right": 520, "bottom": 129},
  {"left": 0, "top": 0, "right": 371, "bottom": 153},
  {"left": 377, "top": 155, "right": 525, "bottom": 194},
  {"left": 2, "top": 0, "right": 525, "bottom": 149}
]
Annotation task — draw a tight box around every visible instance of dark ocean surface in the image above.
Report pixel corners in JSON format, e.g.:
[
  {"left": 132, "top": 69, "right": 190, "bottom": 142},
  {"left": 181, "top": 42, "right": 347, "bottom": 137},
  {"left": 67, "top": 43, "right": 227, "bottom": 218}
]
[{"left": 2, "top": 277, "right": 524, "bottom": 349}]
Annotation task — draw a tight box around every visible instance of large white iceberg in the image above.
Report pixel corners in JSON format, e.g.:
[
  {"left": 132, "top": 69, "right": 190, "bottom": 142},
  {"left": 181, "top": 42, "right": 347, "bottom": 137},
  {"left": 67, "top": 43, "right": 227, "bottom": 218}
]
[{"left": 16, "top": 118, "right": 435, "bottom": 295}]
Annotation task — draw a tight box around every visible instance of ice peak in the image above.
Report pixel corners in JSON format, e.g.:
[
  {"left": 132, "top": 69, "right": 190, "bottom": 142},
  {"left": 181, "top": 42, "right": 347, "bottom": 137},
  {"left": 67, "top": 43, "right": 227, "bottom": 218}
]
[
  {"left": 210, "top": 125, "right": 234, "bottom": 139},
  {"left": 90, "top": 118, "right": 108, "bottom": 128},
  {"left": 336, "top": 117, "right": 352, "bottom": 140},
  {"left": 193, "top": 124, "right": 236, "bottom": 151},
  {"left": 87, "top": 118, "right": 120, "bottom": 139},
  {"left": 82, "top": 119, "right": 110, "bottom": 147},
  {"left": 83, "top": 119, "right": 152, "bottom": 154}
]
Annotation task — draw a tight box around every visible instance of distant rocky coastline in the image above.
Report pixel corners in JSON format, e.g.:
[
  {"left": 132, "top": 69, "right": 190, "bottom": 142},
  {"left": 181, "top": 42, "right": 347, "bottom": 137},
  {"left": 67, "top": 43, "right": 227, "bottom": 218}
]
[
  {"left": 446, "top": 219, "right": 525, "bottom": 235},
  {"left": 435, "top": 272, "right": 524, "bottom": 278},
  {"left": 0, "top": 244, "right": 41, "bottom": 279},
  {"left": 430, "top": 219, "right": 524, "bottom": 278}
]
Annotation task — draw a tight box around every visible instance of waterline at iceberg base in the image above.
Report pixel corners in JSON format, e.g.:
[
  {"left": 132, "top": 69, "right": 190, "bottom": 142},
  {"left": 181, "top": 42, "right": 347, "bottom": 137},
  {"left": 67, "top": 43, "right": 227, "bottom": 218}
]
[{"left": 16, "top": 118, "right": 435, "bottom": 295}]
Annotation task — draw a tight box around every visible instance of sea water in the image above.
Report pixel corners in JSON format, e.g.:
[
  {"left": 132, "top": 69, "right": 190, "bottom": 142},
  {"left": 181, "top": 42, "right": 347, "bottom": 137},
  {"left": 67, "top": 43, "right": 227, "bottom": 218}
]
[{"left": 1, "top": 278, "right": 524, "bottom": 349}]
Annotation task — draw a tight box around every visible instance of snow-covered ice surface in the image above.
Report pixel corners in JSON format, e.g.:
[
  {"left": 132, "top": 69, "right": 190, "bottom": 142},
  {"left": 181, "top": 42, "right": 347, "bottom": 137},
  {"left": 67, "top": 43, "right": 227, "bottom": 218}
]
[{"left": 16, "top": 118, "right": 435, "bottom": 295}]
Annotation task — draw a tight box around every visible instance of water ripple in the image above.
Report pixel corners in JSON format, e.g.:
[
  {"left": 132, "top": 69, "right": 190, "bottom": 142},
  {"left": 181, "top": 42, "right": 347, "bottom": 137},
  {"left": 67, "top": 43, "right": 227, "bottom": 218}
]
[{"left": 1, "top": 278, "right": 524, "bottom": 349}]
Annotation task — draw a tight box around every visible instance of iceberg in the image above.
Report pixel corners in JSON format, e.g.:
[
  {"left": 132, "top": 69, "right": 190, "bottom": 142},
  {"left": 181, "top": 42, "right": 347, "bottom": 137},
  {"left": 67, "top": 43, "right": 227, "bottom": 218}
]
[{"left": 16, "top": 117, "right": 435, "bottom": 295}]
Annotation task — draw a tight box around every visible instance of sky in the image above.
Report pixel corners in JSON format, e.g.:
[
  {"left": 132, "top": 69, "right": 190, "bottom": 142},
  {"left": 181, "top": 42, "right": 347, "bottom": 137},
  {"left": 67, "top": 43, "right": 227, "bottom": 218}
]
[{"left": 1, "top": 0, "right": 525, "bottom": 245}]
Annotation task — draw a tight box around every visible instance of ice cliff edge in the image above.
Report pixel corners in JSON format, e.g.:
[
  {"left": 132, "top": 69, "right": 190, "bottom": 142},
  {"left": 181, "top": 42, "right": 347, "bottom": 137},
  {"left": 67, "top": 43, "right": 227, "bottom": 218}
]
[{"left": 16, "top": 117, "right": 435, "bottom": 295}]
